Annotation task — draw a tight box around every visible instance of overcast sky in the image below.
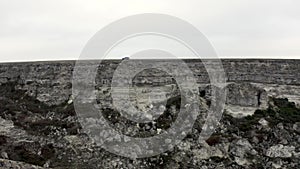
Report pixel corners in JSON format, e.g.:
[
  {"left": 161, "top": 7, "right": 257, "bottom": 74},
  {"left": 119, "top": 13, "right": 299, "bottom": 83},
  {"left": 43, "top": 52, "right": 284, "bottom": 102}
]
[{"left": 0, "top": 0, "right": 300, "bottom": 62}]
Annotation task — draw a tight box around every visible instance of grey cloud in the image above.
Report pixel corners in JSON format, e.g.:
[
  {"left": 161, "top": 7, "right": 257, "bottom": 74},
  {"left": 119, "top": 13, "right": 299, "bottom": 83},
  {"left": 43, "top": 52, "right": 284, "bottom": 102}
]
[{"left": 0, "top": 0, "right": 299, "bottom": 62}]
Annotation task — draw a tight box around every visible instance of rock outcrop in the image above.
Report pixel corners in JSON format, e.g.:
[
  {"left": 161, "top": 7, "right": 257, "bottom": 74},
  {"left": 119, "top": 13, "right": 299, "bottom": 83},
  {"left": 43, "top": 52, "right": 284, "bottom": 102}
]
[{"left": 0, "top": 59, "right": 299, "bottom": 168}]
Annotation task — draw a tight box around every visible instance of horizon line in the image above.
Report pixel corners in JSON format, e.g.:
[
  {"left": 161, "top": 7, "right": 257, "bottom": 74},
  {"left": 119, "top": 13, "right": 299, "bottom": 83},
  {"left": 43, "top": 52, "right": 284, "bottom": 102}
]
[{"left": 0, "top": 56, "right": 299, "bottom": 64}]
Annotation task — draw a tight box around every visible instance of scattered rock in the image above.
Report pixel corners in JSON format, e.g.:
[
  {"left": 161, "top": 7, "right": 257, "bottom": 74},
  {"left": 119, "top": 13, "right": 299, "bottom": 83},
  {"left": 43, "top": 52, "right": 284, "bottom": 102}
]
[
  {"left": 293, "top": 122, "right": 300, "bottom": 132},
  {"left": 266, "top": 144, "right": 295, "bottom": 158},
  {"left": 1, "top": 151, "right": 8, "bottom": 159},
  {"left": 230, "top": 139, "right": 255, "bottom": 166},
  {"left": 258, "top": 118, "right": 269, "bottom": 126},
  {"left": 192, "top": 143, "right": 228, "bottom": 160},
  {"left": 0, "top": 159, "right": 44, "bottom": 169}
]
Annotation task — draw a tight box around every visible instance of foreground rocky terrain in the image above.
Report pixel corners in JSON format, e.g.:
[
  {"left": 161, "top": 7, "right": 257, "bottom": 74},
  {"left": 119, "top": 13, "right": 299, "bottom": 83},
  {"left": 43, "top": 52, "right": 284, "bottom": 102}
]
[{"left": 0, "top": 59, "right": 299, "bottom": 168}]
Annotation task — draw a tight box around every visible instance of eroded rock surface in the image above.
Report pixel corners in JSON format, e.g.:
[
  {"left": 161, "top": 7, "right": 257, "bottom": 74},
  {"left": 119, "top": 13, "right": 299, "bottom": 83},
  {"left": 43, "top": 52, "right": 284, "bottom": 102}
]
[{"left": 0, "top": 60, "right": 299, "bottom": 168}]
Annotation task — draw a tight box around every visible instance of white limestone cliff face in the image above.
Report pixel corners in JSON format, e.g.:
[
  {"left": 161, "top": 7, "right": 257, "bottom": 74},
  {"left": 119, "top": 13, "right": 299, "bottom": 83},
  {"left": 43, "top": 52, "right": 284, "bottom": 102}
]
[
  {"left": 224, "top": 83, "right": 268, "bottom": 117},
  {"left": 224, "top": 83, "right": 300, "bottom": 117}
]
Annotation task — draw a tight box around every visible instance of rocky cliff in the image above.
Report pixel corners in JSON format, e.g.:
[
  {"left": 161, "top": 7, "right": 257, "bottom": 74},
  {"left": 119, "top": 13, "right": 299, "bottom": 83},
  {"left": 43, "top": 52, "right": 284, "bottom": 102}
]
[{"left": 0, "top": 59, "right": 299, "bottom": 169}]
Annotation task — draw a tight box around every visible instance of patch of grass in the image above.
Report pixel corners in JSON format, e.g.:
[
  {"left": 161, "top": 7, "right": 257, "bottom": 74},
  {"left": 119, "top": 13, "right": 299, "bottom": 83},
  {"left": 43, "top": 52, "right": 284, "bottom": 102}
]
[
  {"left": 0, "top": 81, "right": 79, "bottom": 136},
  {"left": 253, "top": 98, "right": 300, "bottom": 126},
  {"left": 223, "top": 97, "right": 300, "bottom": 134}
]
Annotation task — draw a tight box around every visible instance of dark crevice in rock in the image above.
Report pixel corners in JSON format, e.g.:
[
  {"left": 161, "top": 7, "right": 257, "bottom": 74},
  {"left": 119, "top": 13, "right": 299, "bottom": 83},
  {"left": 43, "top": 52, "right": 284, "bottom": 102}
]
[{"left": 257, "top": 90, "right": 262, "bottom": 106}]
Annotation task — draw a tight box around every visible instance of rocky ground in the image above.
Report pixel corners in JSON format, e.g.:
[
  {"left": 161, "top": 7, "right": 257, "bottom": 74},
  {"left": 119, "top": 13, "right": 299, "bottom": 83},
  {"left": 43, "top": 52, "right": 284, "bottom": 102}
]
[{"left": 0, "top": 81, "right": 299, "bottom": 169}]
